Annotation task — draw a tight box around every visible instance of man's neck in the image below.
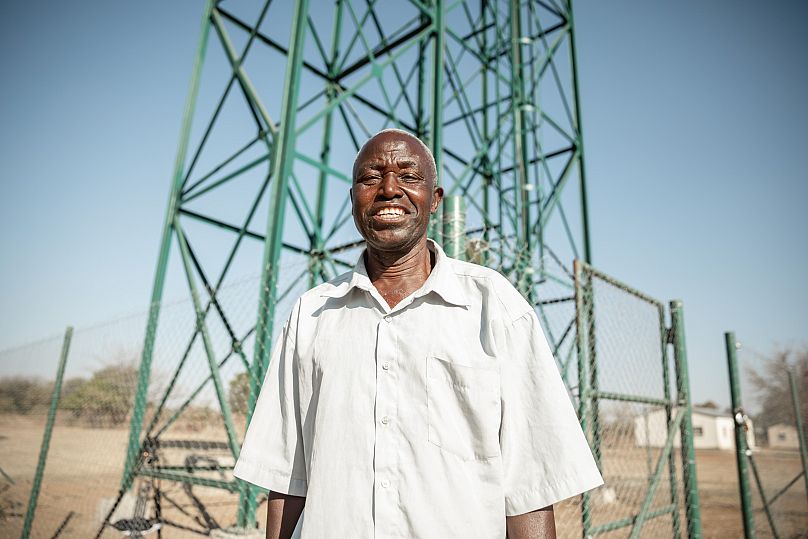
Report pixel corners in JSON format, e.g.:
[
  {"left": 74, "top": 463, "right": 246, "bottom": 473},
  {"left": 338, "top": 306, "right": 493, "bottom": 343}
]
[{"left": 365, "top": 240, "right": 434, "bottom": 308}]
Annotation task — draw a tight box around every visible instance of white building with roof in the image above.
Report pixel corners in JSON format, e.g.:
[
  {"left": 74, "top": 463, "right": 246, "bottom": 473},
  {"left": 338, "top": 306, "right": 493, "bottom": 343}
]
[{"left": 634, "top": 407, "right": 756, "bottom": 450}]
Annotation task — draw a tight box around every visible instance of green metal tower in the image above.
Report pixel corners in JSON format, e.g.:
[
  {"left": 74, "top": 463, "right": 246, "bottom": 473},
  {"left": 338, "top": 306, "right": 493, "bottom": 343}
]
[{"left": 110, "top": 0, "right": 593, "bottom": 532}]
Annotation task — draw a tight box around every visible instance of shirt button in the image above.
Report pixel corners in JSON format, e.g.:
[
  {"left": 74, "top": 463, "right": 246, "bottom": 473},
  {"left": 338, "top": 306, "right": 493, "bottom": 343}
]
[
  {"left": 384, "top": 316, "right": 392, "bottom": 323},
  {"left": 382, "top": 362, "right": 390, "bottom": 371},
  {"left": 381, "top": 479, "right": 390, "bottom": 488},
  {"left": 381, "top": 416, "right": 390, "bottom": 425}
]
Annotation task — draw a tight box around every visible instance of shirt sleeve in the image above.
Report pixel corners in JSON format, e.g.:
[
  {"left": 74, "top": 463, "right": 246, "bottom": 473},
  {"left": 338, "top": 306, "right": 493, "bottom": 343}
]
[
  {"left": 233, "top": 305, "right": 307, "bottom": 496},
  {"left": 498, "top": 309, "right": 603, "bottom": 515}
]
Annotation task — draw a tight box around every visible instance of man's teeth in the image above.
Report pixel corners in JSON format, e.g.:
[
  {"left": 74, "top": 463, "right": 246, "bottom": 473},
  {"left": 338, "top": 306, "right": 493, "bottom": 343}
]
[{"left": 377, "top": 208, "right": 405, "bottom": 216}]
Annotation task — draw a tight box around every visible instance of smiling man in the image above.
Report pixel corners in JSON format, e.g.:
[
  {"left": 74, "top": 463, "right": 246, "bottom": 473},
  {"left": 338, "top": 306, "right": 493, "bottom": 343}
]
[{"left": 234, "top": 129, "right": 603, "bottom": 538}]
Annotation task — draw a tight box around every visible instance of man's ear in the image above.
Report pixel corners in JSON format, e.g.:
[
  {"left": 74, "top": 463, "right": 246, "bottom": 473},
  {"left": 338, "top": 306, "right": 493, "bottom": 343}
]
[
  {"left": 349, "top": 187, "right": 353, "bottom": 206},
  {"left": 431, "top": 186, "right": 444, "bottom": 213}
]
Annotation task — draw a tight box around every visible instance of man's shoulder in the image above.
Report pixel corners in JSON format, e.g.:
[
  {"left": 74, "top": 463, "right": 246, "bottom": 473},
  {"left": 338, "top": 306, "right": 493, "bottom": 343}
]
[
  {"left": 298, "top": 270, "right": 354, "bottom": 302},
  {"left": 446, "top": 258, "right": 532, "bottom": 321}
]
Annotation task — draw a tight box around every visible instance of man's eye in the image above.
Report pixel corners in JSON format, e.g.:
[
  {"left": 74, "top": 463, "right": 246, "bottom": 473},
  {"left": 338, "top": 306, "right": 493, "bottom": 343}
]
[
  {"left": 360, "top": 175, "right": 380, "bottom": 184},
  {"left": 400, "top": 174, "right": 421, "bottom": 182}
]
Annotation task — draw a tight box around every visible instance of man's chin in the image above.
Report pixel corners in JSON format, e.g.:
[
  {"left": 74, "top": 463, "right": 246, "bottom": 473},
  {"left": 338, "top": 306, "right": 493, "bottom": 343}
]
[{"left": 364, "top": 229, "right": 425, "bottom": 253}]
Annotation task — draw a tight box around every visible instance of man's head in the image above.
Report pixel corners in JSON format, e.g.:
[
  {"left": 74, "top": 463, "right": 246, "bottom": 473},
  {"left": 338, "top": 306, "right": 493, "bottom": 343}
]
[{"left": 351, "top": 129, "right": 443, "bottom": 253}]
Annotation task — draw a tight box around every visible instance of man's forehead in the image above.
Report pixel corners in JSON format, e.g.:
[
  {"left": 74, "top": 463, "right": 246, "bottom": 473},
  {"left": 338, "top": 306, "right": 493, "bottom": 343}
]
[{"left": 356, "top": 137, "right": 424, "bottom": 165}]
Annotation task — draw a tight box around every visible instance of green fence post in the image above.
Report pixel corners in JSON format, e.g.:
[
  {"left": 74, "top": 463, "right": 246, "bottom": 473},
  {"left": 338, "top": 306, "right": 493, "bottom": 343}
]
[
  {"left": 573, "top": 260, "right": 593, "bottom": 538},
  {"left": 442, "top": 195, "right": 466, "bottom": 260},
  {"left": 669, "top": 300, "right": 702, "bottom": 538},
  {"left": 21, "top": 326, "right": 73, "bottom": 539},
  {"left": 787, "top": 369, "right": 808, "bottom": 508},
  {"left": 725, "top": 331, "right": 755, "bottom": 538}
]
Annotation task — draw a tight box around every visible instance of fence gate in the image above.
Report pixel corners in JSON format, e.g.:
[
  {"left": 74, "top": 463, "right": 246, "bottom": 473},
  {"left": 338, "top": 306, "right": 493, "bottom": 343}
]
[{"left": 571, "top": 260, "right": 701, "bottom": 538}]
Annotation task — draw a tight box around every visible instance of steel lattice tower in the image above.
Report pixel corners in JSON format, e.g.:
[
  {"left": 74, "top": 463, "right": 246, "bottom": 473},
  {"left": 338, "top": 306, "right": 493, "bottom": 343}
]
[{"left": 115, "top": 0, "right": 592, "bottom": 530}]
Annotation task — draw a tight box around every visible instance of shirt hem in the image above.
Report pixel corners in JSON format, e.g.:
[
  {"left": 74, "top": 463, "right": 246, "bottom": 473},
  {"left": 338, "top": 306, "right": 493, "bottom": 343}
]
[
  {"left": 505, "top": 474, "right": 604, "bottom": 516},
  {"left": 233, "top": 459, "right": 308, "bottom": 497}
]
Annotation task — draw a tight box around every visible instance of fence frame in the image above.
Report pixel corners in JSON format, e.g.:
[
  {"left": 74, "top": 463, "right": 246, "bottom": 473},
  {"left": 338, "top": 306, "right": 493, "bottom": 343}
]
[{"left": 574, "top": 260, "right": 702, "bottom": 538}]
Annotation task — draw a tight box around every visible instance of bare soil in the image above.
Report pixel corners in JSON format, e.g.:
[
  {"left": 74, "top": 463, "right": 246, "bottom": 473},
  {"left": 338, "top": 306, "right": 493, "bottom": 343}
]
[{"left": 1, "top": 415, "right": 806, "bottom": 538}]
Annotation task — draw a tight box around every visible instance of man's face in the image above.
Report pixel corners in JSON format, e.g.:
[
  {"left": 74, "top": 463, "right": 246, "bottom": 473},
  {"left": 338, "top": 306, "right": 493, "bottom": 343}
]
[{"left": 351, "top": 132, "right": 443, "bottom": 252}]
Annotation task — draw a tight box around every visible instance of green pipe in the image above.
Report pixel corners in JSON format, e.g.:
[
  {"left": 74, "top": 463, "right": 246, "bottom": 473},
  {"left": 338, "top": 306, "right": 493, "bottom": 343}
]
[
  {"left": 567, "top": 0, "right": 592, "bottom": 264},
  {"left": 630, "top": 411, "right": 685, "bottom": 538},
  {"left": 573, "top": 260, "right": 592, "bottom": 537},
  {"left": 21, "top": 326, "right": 73, "bottom": 539},
  {"left": 122, "top": 0, "right": 217, "bottom": 492},
  {"left": 787, "top": 369, "right": 808, "bottom": 508},
  {"left": 748, "top": 455, "right": 781, "bottom": 538},
  {"left": 661, "top": 306, "right": 681, "bottom": 537},
  {"left": 725, "top": 331, "right": 755, "bottom": 538},
  {"left": 591, "top": 504, "right": 676, "bottom": 535},
  {"left": 244, "top": 0, "right": 311, "bottom": 525},
  {"left": 442, "top": 195, "right": 466, "bottom": 260},
  {"left": 428, "top": 0, "right": 445, "bottom": 244},
  {"left": 669, "top": 300, "right": 702, "bottom": 538}
]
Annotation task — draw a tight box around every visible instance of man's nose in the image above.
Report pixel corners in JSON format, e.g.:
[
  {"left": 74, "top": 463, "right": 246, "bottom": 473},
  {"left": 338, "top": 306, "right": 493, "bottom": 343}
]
[{"left": 378, "top": 172, "right": 402, "bottom": 198}]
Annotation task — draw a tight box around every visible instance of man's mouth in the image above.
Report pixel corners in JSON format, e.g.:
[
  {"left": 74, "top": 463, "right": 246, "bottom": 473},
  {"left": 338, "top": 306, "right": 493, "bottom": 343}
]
[{"left": 373, "top": 206, "right": 408, "bottom": 221}]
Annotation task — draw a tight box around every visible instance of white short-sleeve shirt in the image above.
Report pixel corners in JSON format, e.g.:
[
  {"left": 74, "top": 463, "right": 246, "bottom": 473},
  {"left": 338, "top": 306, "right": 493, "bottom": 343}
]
[{"left": 234, "top": 240, "right": 603, "bottom": 538}]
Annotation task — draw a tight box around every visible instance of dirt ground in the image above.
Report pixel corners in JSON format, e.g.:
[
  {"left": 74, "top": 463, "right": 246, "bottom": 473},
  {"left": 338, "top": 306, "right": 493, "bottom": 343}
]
[{"left": 1, "top": 415, "right": 806, "bottom": 538}]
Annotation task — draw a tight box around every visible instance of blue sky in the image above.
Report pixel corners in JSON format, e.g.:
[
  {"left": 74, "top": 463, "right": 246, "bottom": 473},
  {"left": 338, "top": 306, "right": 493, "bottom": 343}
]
[{"left": 0, "top": 0, "right": 806, "bottom": 408}]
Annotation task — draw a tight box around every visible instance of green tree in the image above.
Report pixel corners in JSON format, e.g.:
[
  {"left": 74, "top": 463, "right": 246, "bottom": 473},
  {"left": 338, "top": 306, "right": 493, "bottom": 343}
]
[
  {"left": 61, "top": 365, "right": 138, "bottom": 427},
  {"left": 0, "top": 377, "right": 52, "bottom": 414},
  {"left": 228, "top": 372, "right": 250, "bottom": 416}
]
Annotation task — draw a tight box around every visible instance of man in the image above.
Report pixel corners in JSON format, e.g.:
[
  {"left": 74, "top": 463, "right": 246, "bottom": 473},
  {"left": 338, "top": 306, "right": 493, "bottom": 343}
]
[{"left": 234, "top": 129, "right": 603, "bottom": 538}]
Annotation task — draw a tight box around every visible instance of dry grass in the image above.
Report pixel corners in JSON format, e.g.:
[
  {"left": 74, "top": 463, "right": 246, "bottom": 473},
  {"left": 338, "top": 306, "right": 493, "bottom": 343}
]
[{"left": 1, "top": 415, "right": 806, "bottom": 538}]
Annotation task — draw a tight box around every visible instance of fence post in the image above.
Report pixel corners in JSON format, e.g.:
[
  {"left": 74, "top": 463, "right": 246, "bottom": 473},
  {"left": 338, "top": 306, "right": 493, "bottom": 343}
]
[
  {"left": 669, "top": 300, "right": 702, "bottom": 538},
  {"left": 573, "top": 260, "right": 593, "bottom": 538},
  {"left": 21, "top": 326, "right": 73, "bottom": 539},
  {"left": 787, "top": 369, "right": 808, "bottom": 507},
  {"left": 725, "top": 331, "right": 755, "bottom": 538}
]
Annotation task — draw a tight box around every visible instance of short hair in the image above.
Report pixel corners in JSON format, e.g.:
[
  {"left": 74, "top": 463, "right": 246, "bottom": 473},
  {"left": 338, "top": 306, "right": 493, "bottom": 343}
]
[{"left": 353, "top": 128, "right": 438, "bottom": 184}]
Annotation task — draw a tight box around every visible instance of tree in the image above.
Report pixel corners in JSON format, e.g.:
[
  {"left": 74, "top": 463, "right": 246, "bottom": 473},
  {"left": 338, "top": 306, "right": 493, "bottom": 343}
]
[
  {"left": 229, "top": 372, "right": 250, "bottom": 416},
  {"left": 748, "top": 347, "right": 808, "bottom": 437},
  {"left": 0, "top": 377, "right": 52, "bottom": 414},
  {"left": 61, "top": 365, "right": 138, "bottom": 427}
]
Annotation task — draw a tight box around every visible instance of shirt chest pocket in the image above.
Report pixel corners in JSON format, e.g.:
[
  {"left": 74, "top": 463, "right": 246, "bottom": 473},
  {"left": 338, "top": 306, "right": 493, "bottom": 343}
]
[{"left": 426, "top": 356, "right": 501, "bottom": 461}]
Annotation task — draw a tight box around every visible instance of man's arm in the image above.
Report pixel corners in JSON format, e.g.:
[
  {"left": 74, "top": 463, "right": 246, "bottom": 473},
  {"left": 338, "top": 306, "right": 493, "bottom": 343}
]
[
  {"left": 265, "top": 491, "right": 305, "bottom": 539},
  {"left": 505, "top": 505, "right": 556, "bottom": 539}
]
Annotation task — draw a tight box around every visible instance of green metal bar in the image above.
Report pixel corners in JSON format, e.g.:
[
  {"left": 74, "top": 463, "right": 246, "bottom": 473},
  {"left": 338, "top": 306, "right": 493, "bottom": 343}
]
[
  {"left": 669, "top": 299, "right": 703, "bottom": 538},
  {"left": 510, "top": 0, "right": 532, "bottom": 299},
  {"left": 121, "top": 0, "right": 216, "bottom": 492},
  {"left": 725, "top": 331, "right": 755, "bottom": 538},
  {"left": 629, "top": 410, "right": 685, "bottom": 539},
  {"left": 662, "top": 306, "right": 682, "bottom": 538},
  {"left": 174, "top": 225, "right": 241, "bottom": 460},
  {"left": 591, "top": 504, "right": 676, "bottom": 535},
  {"left": 768, "top": 470, "right": 804, "bottom": 506},
  {"left": 21, "top": 326, "right": 73, "bottom": 539},
  {"left": 748, "top": 454, "right": 781, "bottom": 538},
  {"left": 787, "top": 368, "right": 808, "bottom": 508},
  {"left": 573, "top": 259, "right": 592, "bottom": 537},
  {"left": 591, "top": 390, "right": 674, "bottom": 407},
  {"left": 138, "top": 469, "right": 241, "bottom": 492},
  {"left": 584, "top": 269, "right": 602, "bottom": 468},
  {"left": 577, "top": 259, "right": 663, "bottom": 307},
  {"left": 442, "top": 195, "right": 466, "bottom": 259},
  {"left": 244, "top": 0, "right": 311, "bottom": 525},
  {"left": 310, "top": 0, "right": 343, "bottom": 288},
  {"left": 567, "top": 0, "right": 591, "bottom": 263},
  {"left": 429, "top": 0, "right": 445, "bottom": 244}
]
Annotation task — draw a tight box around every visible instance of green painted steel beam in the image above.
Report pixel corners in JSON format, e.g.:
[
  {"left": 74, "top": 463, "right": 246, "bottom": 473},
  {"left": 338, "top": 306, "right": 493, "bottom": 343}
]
[
  {"left": 670, "top": 300, "right": 703, "bottom": 538},
  {"left": 725, "top": 331, "right": 755, "bottom": 538},
  {"left": 21, "top": 327, "right": 73, "bottom": 539},
  {"left": 121, "top": 0, "right": 217, "bottom": 493}
]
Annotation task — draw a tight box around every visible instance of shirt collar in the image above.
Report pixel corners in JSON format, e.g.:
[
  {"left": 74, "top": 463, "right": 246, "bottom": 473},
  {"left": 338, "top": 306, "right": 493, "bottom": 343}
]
[{"left": 320, "top": 239, "right": 470, "bottom": 308}]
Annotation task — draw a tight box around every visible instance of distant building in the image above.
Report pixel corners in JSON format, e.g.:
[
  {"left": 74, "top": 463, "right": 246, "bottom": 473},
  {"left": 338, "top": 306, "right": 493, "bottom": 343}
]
[
  {"left": 767, "top": 424, "right": 800, "bottom": 449},
  {"left": 634, "top": 407, "right": 756, "bottom": 450}
]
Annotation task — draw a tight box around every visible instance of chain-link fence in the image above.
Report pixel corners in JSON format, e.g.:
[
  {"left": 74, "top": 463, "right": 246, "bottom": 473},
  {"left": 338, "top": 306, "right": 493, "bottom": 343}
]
[
  {"left": 8, "top": 256, "right": 807, "bottom": 538},
  {"left": 0, "top": 258, "right": 310, "bottom": 538},
  {"left": 722, "top": 332, "right": 808, "bottom": 538}
]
